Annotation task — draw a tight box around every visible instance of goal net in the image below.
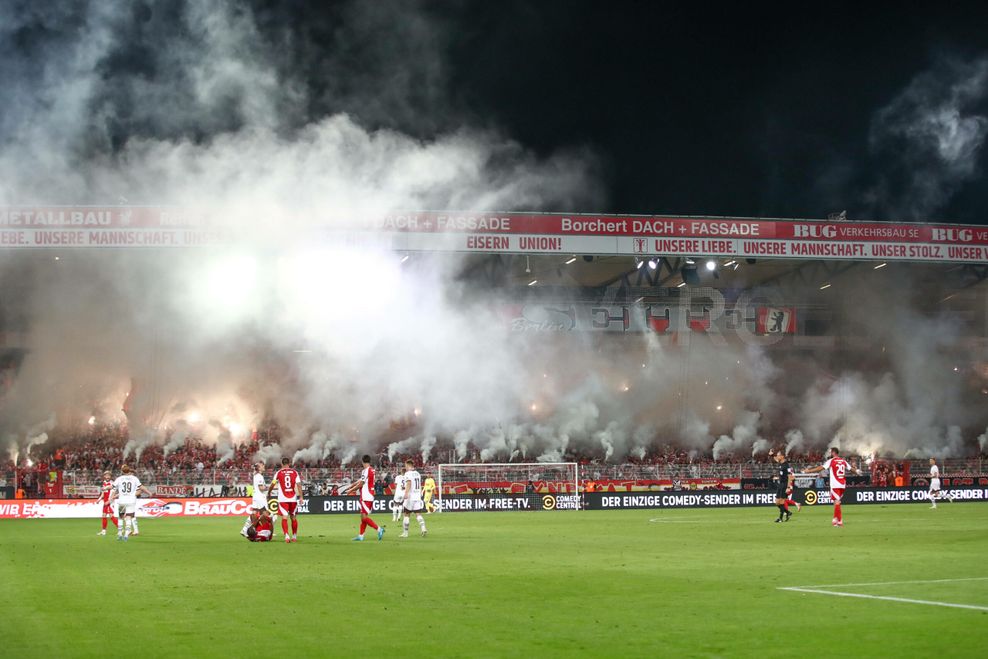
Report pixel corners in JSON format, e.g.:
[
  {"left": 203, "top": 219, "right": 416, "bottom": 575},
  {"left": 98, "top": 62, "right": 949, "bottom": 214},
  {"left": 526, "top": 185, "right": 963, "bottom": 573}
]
[{"left": 437, "top": 462, "right": 580, "bottom": 511}]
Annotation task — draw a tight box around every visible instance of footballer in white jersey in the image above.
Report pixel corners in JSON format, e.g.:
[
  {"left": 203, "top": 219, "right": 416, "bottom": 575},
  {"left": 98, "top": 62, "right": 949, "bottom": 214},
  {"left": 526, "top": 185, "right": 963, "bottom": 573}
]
[
  {"left": 392, "top": 473, "right": 406, "bottom": 521},
  {"left": 251, "top": 463, "right": 268, "bottom": 510},
  {"left": 400, "top": 460, "right": 427, "bottom": 538},
  {"left": 109, "top": 465, "right": 150, "bottom": 541},
  {"left": 928, "top": 458, "right": 953, "bottom": 508},
  {"left": 242, "top": 462, "right": 268, "bottom": 537}
]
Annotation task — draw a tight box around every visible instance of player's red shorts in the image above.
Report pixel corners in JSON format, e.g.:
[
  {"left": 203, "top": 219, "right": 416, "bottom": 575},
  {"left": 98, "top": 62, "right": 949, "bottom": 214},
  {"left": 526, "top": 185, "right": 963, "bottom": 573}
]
[
  {"left": 359, "top": 499, "right": 373, "bottom": 515},
  {"left": 102, "top": 503, "right": 114, "bottom": 516},
  {"left": 831, "top": 488, "right": 845, "bottom": 503},
  {"left": 278, "top": 501, "right": 298, "bottom": 516}
]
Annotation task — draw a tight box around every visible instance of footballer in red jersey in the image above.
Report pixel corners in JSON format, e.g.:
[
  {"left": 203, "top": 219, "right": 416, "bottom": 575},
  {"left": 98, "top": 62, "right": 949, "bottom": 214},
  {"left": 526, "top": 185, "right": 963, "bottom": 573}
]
[
  {"left": 807, "top": 447, "right": 860, "bottom": 527},
  {"left": 344, "top": 454, "right": 384, "bottom": 542},
  {"left": 267, "top": 457, "right": 303, "bottom": 543},
  {"left": 246, "top": 510, "right": 273, "bottom": 542},
  {"left": 97, "top": 470, "right": 119, "bottom": 536}
]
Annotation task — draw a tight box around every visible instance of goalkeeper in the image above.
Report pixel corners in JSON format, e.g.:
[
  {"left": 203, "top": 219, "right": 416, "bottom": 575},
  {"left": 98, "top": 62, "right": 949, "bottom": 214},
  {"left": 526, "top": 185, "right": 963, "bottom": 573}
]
[{"left": 423, "top": 475, "right": 437, "bottom": 513}]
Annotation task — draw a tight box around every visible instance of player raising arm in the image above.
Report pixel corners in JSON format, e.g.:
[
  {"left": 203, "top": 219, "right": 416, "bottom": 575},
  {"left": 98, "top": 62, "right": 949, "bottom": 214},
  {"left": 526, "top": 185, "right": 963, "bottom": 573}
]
[
  {"left": 805, "top": 447, "right": 860, "bottom": 527},
  {"left": 770, "top": 451, "right": 799, "bottom": 522},
  {"left": 96, "top": 470, "right": 119, "bottom": 536},
  {"left": 109, "top": 464, "right": 151, "bottom": 541},
  {"left": 267, "top": 457, "right": 303, "bottom": 543},
  {"left": 344, "top": 454, "right": 384, "bottom": 541}
]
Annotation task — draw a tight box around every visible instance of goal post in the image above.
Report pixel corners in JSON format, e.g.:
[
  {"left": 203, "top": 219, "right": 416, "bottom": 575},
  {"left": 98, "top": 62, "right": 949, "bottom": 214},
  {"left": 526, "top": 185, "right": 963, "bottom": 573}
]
[{"left": 437, "top": 462, "right": 580, "bottom": 511}]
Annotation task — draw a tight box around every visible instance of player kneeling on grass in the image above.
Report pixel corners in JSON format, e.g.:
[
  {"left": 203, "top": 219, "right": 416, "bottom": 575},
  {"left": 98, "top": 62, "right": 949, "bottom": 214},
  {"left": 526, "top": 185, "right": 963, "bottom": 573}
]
[
  {"left": 344, "top": 454, "right": 384, "bottom": 542},
  {"left": 109, "top": 464, "right": 152, "bottom": 541},
  {"left": 245, "top": 510, "right": 274, "bottom": 542},
  {"left": 401, "top": 460, "right": 427, "bottom": 538}
]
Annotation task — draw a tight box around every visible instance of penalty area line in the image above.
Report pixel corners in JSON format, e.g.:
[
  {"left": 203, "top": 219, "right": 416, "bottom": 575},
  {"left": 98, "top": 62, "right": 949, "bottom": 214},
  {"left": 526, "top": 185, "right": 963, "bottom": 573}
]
[
  {"left": 778, "top": 587, "right": 988, "bottom": 612},
  {"left": 792, "top": 576, "right": 988, "bottom": 588}
]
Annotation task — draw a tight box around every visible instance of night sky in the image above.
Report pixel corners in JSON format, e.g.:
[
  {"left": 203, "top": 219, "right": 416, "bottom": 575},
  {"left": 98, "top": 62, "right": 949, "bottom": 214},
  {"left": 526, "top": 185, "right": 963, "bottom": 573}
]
[
  {"left": 4, "top": 1, "right": 988, "bottom": 224},
  {"left": 244, "top": 1, "right": 988, "bottom": 223}
]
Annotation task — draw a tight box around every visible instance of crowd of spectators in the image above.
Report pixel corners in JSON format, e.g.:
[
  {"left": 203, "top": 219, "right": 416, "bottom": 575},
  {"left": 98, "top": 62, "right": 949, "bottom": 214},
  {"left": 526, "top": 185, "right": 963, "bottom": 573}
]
[{"left": 2, "top": 422, "right": 986, "bottom": 498}]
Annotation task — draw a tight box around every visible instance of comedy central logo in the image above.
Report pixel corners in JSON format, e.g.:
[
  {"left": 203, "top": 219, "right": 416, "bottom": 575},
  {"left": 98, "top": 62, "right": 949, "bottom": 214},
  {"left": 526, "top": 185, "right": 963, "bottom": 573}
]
[
  {"left": 542, "top": 495, "right": 556, "bottom": 510},
  {"left": 804, "top": 490, "right": 817, "bottom": 506}
]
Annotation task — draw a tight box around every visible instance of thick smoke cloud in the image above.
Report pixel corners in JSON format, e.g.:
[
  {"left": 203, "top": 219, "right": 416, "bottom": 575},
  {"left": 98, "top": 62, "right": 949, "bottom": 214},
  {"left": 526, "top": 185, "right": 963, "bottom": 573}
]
[{"left": 0, "top": 2, "right": 985, "bottom": 467}]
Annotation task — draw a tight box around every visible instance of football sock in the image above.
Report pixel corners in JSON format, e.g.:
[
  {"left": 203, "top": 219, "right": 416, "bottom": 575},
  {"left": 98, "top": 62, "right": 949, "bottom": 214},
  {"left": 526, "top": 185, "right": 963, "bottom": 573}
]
[
  {"left": 417, "top": 514, "right": 426, "bottom": 532},
  {"left": 132, "top": 518, "right": 139, "bottom": 533},
  {"left": 403, "top": 517, "right": 410, "bottom": 533},
  {"left": 359, "top": 520, "right": 367, "bottom": 535},
  {"left": 835, "top": 503, "right": 842, "bottom": 522},
  {"left": 112, "top": 517, "right": 118, "bottom": 528},
  {"left": 102, "top": 518, "right": 108, "bottom": 530},
  {"left": 291, "top": 518, "right": 298, "bottom": 535},
  {"left": 241, "top": 517, "right": 252, "bottom": 534},
  {"left": 123, "top": 517, "right": 131, "bottom": 537},
  {"left": 365, "top": 517, "right": 379, "bottom": 531},
  {"left": 281, "top": 518, "right": 289, "bottom": 536},
  {"left": 777, "top": 504, "right": 785, "bottom": 519}
]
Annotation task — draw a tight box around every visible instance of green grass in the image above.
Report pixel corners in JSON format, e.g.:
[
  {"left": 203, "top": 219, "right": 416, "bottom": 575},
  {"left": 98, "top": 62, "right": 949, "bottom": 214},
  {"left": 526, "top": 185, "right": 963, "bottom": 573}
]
[{"left": 2, "top": 504, "right": 988, "bottom": 658}]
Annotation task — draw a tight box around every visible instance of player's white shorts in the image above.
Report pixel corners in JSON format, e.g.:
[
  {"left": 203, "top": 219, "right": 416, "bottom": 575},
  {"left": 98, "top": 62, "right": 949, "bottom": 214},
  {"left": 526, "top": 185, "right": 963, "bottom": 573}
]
[
  {"left": 404, "top": 497, "right": 425, "bottom": 513},
  {"left": 930, "top": 478, "right": 941, "bottom": 492},
  {"left": 116, "top": 501, "right": 136, "bottom": 516},
  {"left": 251, "top": 496, "right": 267, "bottom": 510}
]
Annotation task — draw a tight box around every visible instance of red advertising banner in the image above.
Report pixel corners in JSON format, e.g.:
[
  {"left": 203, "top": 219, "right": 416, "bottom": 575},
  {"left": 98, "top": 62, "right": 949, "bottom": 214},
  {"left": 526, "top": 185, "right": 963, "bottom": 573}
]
[{"left": 2, "top": 207, "right": 987, "bottom": 263}]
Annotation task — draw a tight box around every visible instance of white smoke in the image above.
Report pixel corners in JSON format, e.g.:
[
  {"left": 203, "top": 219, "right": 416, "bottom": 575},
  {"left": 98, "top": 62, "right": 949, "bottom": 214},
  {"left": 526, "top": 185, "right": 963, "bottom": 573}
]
[
  {"left": 252, "top": 443, "right": 283, "bottom": 466},
  {"left": 784, "top": 429, "right": 805, "bottom": 456},
  {"left": 751, "top": 438, "right": 771, "bottom": 457},
  {"left": 869, "top": 55, "right": 988, "bottom": 219},
  {"left": 712, "top": 411, "right": 763, "bottom": 461}
]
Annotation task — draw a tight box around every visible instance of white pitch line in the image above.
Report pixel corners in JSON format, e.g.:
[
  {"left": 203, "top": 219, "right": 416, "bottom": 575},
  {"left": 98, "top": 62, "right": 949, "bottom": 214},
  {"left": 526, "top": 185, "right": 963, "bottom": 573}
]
[
  {"left": 779, "top": 587, "right": 988, "bottom": 612},
  {"left": 791, "top": 576, "right": 988, "bottom": 589}
]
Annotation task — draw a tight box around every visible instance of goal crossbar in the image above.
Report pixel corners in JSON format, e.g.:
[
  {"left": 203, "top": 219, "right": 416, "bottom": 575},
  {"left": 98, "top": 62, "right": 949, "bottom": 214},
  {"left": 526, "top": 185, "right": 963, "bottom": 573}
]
[{"left": 437, "top": 462, "right": 580, "bottom": 508}]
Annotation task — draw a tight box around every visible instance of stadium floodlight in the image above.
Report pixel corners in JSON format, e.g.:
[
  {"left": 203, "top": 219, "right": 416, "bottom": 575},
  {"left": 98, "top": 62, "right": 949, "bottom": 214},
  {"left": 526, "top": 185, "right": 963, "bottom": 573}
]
[
  {"left": 647, "top": 259, "right": 657, "bottom": 270},
  {"left": 400, "top": 254, "right": 409, "bottom": 263},
  {"left": 437, "top": 462, "right": 581, "bottom": 512},
  {"left": 565, "top": 256, "right": 577, "bottom": 264},
  {"left": 819, "top": 283, "right": 832, "bottom": 290},
  {"left": 525, "top": 255, "right": 531, "bottom": 273},
  {"left": 873, "top": 262, "right": 887, "bottom": 269},
  {"left": 685, "top": 258, "right": 695, "bottom": 265},
  {"left": 528, "top": 279, "right": 538, "bottom": 286},
  {"left": 705, "top": 259, "right": 716, "bottom": 271}
]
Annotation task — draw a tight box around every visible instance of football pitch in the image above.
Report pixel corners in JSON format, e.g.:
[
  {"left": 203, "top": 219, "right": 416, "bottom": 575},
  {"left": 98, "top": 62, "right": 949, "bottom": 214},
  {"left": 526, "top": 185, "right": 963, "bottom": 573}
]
[{"left": 3, "top": 504, "right": 988, "bottom": 658}]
